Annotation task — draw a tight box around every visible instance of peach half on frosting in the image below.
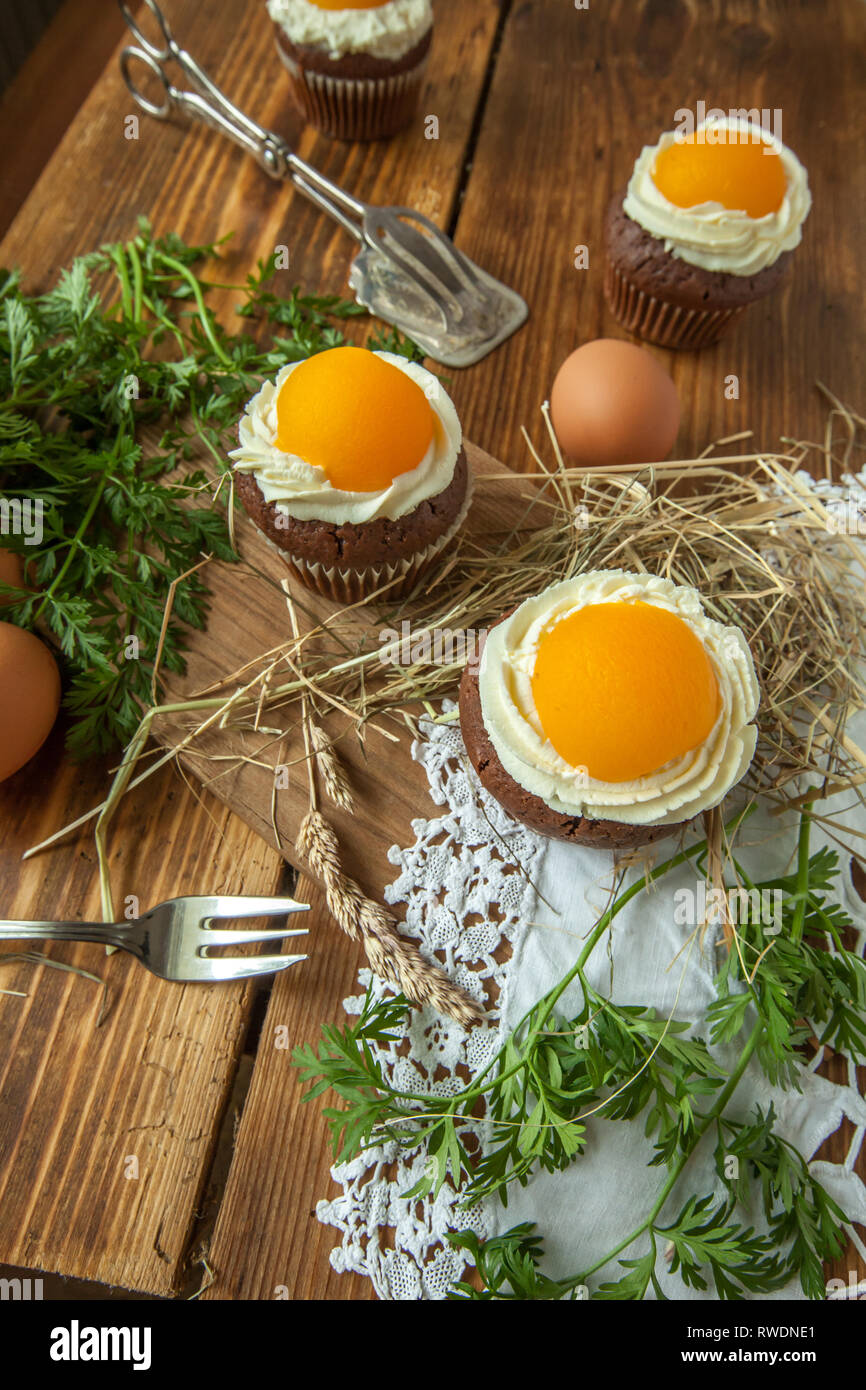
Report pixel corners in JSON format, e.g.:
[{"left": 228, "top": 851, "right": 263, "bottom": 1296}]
[
  {"left": 531, "top": 600, "right": 721, "bottom": 784},
  {"left": 229, "top": 346, "right": 462, "bottom": 529},
  {"left": 651, "top": 131, "right": 788, "bottom": 220},
  {"left": 478, "top": 570, "right": 760, "bottom": 827},
  {"left": 275, "top": 345, "right": 434, "bottom": 492}
]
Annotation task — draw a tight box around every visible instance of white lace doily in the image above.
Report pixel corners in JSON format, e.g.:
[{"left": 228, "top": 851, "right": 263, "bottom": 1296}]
[
  {"left": 317, "top": 717, "right": 544, "bottom": 1299},
  {"left": 316, "top": 466, "right": 866, "bottom": 1302}
]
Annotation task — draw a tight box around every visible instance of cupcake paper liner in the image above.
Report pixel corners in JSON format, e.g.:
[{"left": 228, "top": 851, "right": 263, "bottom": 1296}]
[
  {"left": 275, "top": 43, "right": 429, "bottom": 141},
  {"left": 604, "top": 256, "right": 747, "bottom": 350},
  {"left": 270, "top": 475, "right": 473, "bottom": 607}
]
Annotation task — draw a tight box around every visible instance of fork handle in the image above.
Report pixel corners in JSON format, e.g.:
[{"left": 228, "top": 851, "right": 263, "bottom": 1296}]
[{"left": 0, "top": 921, "right": 134, "bottom": 950}]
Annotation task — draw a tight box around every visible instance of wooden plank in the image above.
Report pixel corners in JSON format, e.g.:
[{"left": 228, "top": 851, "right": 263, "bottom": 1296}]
[
  {"left": 0, "top": 0, "right": 503, "bottom": 323},
  {"left": 164, "top": 446, "right": 535, "bottom": 1300},
  {"left": 0, "top": 0, "right": 64, "bottom": 96},
  {"left": 3, "top": 0, "right": 863, "bottom": 1302},
  {"left": 0, "top": 733, "right": 289, "bottom": 1293},
  {"left": 446, "top": 0, "right": 866, "bottom": 472},
  {"left": 0, "top": 1, "right": 292, "bottom": 1296},
  {"left": 412, "top": 0, "right": 866, "bottom": 1293},
  {"left": 205, "top": 0, "right": 866, "bottom": 1300},
  {"left": 0, "top": 0, "right": 128, "bottom": 236},
  {"left": 201, "top": 883, "right": 375, "bottom": 1300}
]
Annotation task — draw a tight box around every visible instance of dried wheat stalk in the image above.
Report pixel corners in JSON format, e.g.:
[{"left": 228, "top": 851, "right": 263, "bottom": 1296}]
[
  {"left": 702, "top": 807, "right": 733, "bottom": 952},
  {"left": 309, "top": 723, "right": 354, "bottom": 811},
  {"left": 296, "top": 810, "right": 485, "bottom": 1028},
  {"left": 288, "top": 593, "right": 483, "bottom": 1025}
]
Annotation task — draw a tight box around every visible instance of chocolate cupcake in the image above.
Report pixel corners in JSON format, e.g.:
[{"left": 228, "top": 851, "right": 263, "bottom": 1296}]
[
  {"left": 604, "top": 116, "right": 811, "bottom": 349},
  {"left": 267, "top": 0, "right": 433, "bottom": 141},
  {"left": 230, "top": 346, "right": 470, "bottom": 604},
  {"left": 459, "top": 570, "right": 759, "bottom": 852}
]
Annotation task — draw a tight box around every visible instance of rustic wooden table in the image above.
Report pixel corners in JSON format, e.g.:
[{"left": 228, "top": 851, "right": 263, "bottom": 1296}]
[{"left": 0, "top": 0, "right": 864, "bottom": 1301}]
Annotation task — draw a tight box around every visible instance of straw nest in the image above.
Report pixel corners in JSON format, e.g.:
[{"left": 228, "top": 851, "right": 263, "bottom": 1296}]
[{"left": 30, "top": 389, "right": 866, "bottom": 1023}]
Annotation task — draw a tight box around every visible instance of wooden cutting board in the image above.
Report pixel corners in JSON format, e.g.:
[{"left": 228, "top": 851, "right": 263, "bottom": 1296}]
[{"left": 155, "top": 441, "right": 540, "bottom": 904}]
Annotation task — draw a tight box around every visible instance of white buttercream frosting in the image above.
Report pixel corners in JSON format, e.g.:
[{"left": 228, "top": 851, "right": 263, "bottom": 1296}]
[
  {"left": 622, "top": 116, "right": 811, "bottom": 276},
  {"left": 230, "top": 351, "right": 462, "bottom": 525},
  {"left": 478, "top": 570, "right": 760, "bottom": 827},
  {"left": 266, "top": 0, "right": 432, "bottom": 61}
]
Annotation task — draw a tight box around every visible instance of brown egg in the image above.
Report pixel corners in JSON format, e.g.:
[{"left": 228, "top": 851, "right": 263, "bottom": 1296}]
[
  {"left": 0, "top": 621, "right": 61, "bottom": 782},
  {"left": 550, "top": 338, "right": 680, "bottom": 467},
  {"left": 0, "top": 549, "right": 24, "bottom": 606}
]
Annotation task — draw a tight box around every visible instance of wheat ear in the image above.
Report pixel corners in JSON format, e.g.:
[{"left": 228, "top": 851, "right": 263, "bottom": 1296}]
[
  {"left": 296, "top": 810, "right": 485, "bottom": 1028},
  {"left": 309, "top": 723, "right": 354, "bottom": 811}
]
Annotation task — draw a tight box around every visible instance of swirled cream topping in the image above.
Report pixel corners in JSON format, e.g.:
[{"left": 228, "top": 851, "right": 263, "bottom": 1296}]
[
  {"left": 267, "top": 0, "right": 432, "bottom": 61},
  {"left": 230, "top": 350, "right": 462, "bottom": 525},
  {"left": 478, "top": 570, "right": 759, "bottom": 826},
  {"left": 623, "top": 116, "right": 811, "bottom": 276}
]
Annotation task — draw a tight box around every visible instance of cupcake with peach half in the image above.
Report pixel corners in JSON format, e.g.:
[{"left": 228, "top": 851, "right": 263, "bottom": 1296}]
[
  {"left": 459, "top": 570, "right": 759, "bottom": 851},
  {"left": 230, "top": 345, "right": 469, "bottom": 603},
  {"left": 605, "top": 115, "right": 811, "bottom": 349},
  {"left": 267, "top": 0, "right": 433, "bottom": 140}
]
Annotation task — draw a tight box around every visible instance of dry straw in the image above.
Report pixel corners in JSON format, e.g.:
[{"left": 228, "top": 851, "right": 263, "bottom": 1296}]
[{"left": 26, "top": 389, "right": 866, "bottom": 1020}]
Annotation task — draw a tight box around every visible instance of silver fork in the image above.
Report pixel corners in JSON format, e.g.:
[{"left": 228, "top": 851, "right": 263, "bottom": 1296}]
[
  {"left": 117, "top": 0, "right": 528, "bottom": 367},
  {"left": 0, "top": 896, "right": 308, "bottom": 983}
]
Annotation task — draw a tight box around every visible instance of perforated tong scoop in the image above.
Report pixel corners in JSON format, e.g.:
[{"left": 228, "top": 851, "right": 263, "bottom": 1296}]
[{"left": 119, "top": 0, "right": 528, "bottom": 366}]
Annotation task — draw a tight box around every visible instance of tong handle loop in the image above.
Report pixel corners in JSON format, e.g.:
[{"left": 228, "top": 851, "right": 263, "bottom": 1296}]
[
  {"left": 118, "top": 0, "right": 294, "bottom": 179},
  {"left": 117, "top": 1, "right": 368, "bottom": 228},
  {"left": 120, "top": 44, "right": 173, "bottom": 119},
  {"left": 119, "top": 0, "right": 175, "bottom": 62}
]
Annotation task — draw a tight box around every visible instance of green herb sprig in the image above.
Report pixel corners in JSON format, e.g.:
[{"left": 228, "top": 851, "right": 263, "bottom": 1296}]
[
  {"left": 295, "top": 806, "right": 862, "bottom": 1298},
  {"left": 0, "top": 220, "right": 420, "bottom": 759}
]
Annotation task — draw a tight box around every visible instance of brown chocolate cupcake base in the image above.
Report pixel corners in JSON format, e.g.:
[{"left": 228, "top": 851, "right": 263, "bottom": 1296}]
[
  {"left": 604, "top": 191, "right": 792, "bottom": 350},
  {"left": 235, "top": 448, "right": 470, "bottom": 604},
  {"left": 458, "top": 661, "right": 686, "bottom": 851},
  {"left": 604, "top": 259, "right": 747, "bottom": 350},
  {"left": 274, "top": 28, "right": 432, "bottom": 140}
]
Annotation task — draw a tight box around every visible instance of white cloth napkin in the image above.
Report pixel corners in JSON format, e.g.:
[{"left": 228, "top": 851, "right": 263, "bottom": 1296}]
[{"left": 492, "top": 776, "right": 866, "bottom": 1299}]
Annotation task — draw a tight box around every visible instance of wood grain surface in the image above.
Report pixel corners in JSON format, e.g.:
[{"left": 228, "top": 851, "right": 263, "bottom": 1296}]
[
  {"left": 163, "top": 445, "right": 535, "bottom": 1300},
  {"left": 0, "top": 731, "right": 285, "bottom": 1294},
  {"left": 453, "top": 0, "right": 866, "bottom": 470},
  {"left": 0, "top": 0, "right": 864, "bottom": 1300},
  {"left": 0, "top": 0, "right": 501, "bottom": 1299},
  {"left": 202, "top": 882, "right": 377, "bottom": 1300},
  {"left": 0, "top": 0, "right": 128, "bottom": 237}
]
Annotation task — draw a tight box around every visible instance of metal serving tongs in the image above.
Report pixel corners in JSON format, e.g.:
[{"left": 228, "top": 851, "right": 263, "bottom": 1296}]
[{"left": 118, "top": 0, "right": 528, "bottom": 366}]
